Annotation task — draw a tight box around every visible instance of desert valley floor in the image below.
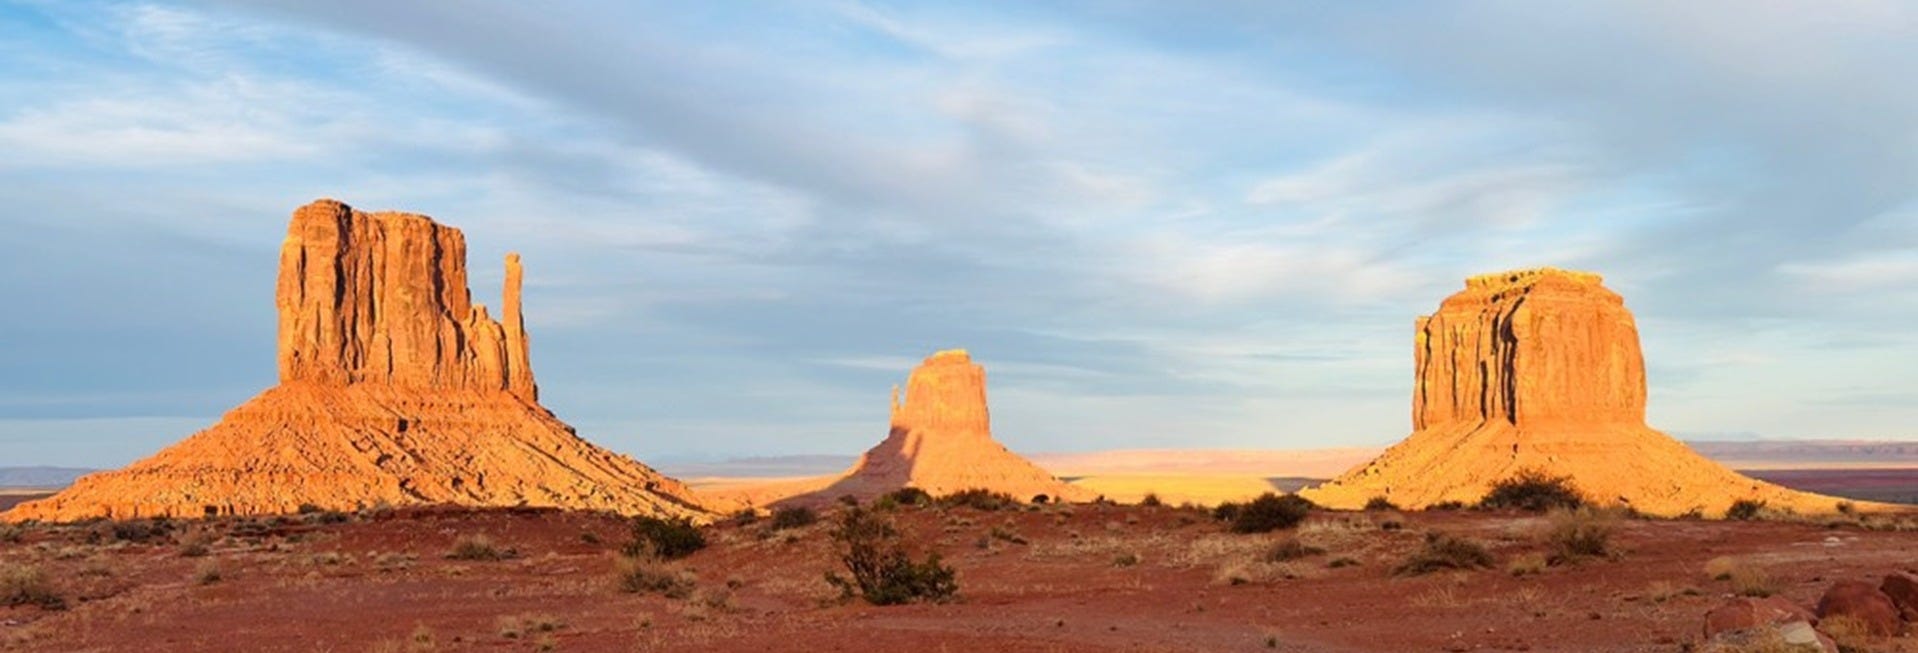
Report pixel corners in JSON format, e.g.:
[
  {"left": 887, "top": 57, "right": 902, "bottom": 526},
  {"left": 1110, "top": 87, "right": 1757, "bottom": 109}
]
[{"left": 3, "top": 502, "right": 1915, "bottom": 653}]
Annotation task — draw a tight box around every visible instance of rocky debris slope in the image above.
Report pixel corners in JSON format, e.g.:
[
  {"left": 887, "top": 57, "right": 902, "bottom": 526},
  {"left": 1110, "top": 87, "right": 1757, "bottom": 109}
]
[
  {"left": 796, "top": 350, "right": 1091, "bottom": 504},
  {"left": 5, "top": 199, "right": 711, "bottom": 522},
  {"left": 1301, "top": 268, "right": 1843, "bottom": 517},
  {"left": 1701, "top": 574, "right": 1915, "bottom": 651}
]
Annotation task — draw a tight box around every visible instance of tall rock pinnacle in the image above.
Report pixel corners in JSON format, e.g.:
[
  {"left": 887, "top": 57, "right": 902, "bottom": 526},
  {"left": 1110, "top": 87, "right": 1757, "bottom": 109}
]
[
  {"left": 798, "top": 350, "right": 1090, "bottom": 504},
  {"left": 275, "top": 199, "right": 537, "bottom": 398},
  {"left": 1301, "top": 268, "right": 1847, "bottom": 517},
  {"left": 4, "top": 199, "right": 713, "bottom": 523}
]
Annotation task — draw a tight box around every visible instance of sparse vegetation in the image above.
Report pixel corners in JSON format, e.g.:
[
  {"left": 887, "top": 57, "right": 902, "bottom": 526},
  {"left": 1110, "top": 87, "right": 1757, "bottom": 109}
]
[
  {"left": 1725, "top": 499, "right": 1766, "bottom": 521},
  {"left": 1704, "top": 556, "right": 1739, "bottom": 581},
  {"left": 448, "top": 534, "right": 512, "bottom": 561},
  {"left": 614, "top": 556, "right": 696, "bottom": 598},
  {"left": 939, "top": 488, "right": 1017, "bottom": 512},
  {"left": 195, "top": 560, "right": 224, "bottom": 585},
  {"left": 1, "top": 563, "right": 65, "bottom": 610},
  {"left": 768, "top": 506, "right": 819, "bottom": 531},
  {"left": 1427, "top": 501, "right": 1466, "bottom": 511},
  {"left": 1228, "top": 493, "right": 1314, "bottom": 534},
  {"left": 1139, "top": 493, "right": 1163, "bottom": 508},
  {"left": 1364, "top": 496, "right": 1399, "bottom": 512},
  {"left": 1262, "top": 538, "right": 1325, "bottom": 562},
  {"left": 623, "top": 515, "right": 706, "bottom": 560},
  {"left": 1478, "top": 471, "right": 1584, "bottom": 512},
  {"left": 824, "top": 505, "right": 957, "bottom": 605},
  {"left": 110, "top": 518, "right": 176, "bottom": 543},
  {"left": 1327, "top": 557, "right": 1360, "bottom": 569},
  {"left": 1212, "top": 502, "right": 1242, "bottom": 523},
  {"left": 1506, "top": 552, "right": 1547, "bottom": 576},
  {"left": 1030, "top": 494, "right": 1050, "bottom": 505},
  {"left": 1542, "top": 508, "right": 1615, "bottom": 564},
  {"left": 1395, "top": 532, "right": 1494, "bottom": 576},
  {"left": 885, "top": 487, "right": 932, "bottom": 507},
  {"left": 1729, "top": 565, "right": 1778, "bottom": 597},
  {"left": 0, "top": 523, "right": 24, "bottom": 544},
  {"left": 1112, "top": 552, "right": 1140, "bottom": 567},
  {"left": 1819, "top": 614, "right": 1875, "bottom": 653}
]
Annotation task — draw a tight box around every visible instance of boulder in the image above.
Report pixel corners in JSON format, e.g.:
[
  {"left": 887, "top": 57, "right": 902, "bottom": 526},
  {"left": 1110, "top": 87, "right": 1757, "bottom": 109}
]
[
  {"left": 1816, "top": 580, "right": 1902, "bottom": 637},
  {"left": 1703, "top": 597, "right": 1817, "bottom": 639},
  {"left": 1881, "top": 573, "right": 1918, "bottom": 622}
]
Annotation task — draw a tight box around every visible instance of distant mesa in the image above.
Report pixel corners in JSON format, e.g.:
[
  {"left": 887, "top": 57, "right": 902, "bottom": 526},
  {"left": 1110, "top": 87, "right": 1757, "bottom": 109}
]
[
  {"left": 1301, "top": 268, "right": 1848, "bottom": 517},
  {"left": 788, "top": 350, "right": 1091, "bottom": 504},
  {"left": 4, "top": 199, "right": 713, "bottom": 523}
]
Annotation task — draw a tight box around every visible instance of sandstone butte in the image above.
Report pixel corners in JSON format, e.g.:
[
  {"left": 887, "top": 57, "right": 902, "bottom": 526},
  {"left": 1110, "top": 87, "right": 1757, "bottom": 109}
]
[
  {"left": 796, "top": 350, "right": 1092, "bottom": 504},
  {"left": 1300, "top": 268, "right": 1849, "bottom": 518},
  {"left": 3, "top": 199, "right": 713, "bottom": 523}
]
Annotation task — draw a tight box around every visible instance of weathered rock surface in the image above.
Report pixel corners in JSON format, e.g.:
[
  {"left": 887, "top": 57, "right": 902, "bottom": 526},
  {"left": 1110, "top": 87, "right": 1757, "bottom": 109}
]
[
  {"left": 1883, "top": 573, "right": 1918, "bottom": 622},
  {"left": 5, "top": 199, "right": 710, "bottom": 522},
  {"left": 1703, "top": 597, "right": 1818, "bottom": 639},
  {"left": 1816, "top": 580, "right": 1903, "bottom": 637},
  {"left": 1301, "top": 268, "right": 1844, "bottom": 517},
  {"left": 795, "top": 350, "right": 1090, "bottom": 504}
]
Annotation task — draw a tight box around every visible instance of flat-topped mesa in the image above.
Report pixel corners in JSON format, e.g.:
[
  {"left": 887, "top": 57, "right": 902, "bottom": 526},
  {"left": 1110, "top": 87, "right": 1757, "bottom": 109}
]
[
  {"left": 276, "top": 199, "right": 536, "bottom": 402},
  {"left": 1302, "top": 267, "right": 1854, "bottom": 517},
  {"left": 1415, "top": 267, "right": 1643, "bottom": 430},
  {"left": 889, "top": 349, "right": 990, "bottom": 438}
]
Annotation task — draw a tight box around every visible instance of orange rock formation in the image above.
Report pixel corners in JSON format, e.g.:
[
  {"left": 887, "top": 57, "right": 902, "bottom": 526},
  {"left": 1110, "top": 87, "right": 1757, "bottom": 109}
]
[
  {"left": 802, "top": 350, "right": 1090, "bottom": 503},
  {"left": 1301, "top": 268, "right": 1845, "bottom": 517},
  {"left": 4, "top": 200, "right": 709, "bottom": 522}
]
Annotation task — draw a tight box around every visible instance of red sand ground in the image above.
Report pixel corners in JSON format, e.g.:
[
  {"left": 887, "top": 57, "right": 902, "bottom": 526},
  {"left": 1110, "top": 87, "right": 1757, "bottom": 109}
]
[{"left": 3, "top": 505, "right": 1915, "bottom": 652}]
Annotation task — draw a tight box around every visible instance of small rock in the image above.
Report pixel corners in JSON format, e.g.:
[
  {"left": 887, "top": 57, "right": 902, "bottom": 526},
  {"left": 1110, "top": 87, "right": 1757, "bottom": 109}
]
[{"left": 1881, "top": 573, "right": 1918, "bottom": 622}]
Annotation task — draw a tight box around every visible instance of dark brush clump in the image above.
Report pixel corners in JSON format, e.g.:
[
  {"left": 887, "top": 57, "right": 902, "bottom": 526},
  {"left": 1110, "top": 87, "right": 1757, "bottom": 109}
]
[
  {"left": 1228, "top": 493, "right": 1316, "bottom": 534},
  {"left": 623, "top": 515, "right": 706, "bottom": 560},
  {"left": 825, "top": 505, "right": 956, "bottom": 605},
  {"left": 1477, "top": 471, "right": 1585, "bottom": 512}
]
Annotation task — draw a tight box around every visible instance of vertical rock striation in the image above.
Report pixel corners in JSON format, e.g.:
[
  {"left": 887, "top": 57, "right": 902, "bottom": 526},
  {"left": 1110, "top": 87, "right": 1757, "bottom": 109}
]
[
  {"left": 1301, "top": 268, "right": 1847, "bottom": 517},
  {"left": 4, "top": 199, "right": 713, "bottom": 523}
]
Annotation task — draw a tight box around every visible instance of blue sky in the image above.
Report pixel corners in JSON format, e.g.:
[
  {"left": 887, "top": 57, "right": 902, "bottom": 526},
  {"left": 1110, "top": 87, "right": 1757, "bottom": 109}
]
[{"left": 1, "top": 1, "right": 1913, "bottom": 468}]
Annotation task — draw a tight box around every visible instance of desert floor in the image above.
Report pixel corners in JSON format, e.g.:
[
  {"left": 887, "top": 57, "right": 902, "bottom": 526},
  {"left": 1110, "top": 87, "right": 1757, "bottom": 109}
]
[{"left": 3, "top": 503, "right": 1916, "bottom": 653}]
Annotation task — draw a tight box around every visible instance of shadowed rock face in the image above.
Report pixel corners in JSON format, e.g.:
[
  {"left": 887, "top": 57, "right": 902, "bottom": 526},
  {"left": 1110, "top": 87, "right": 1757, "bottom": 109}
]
[
  {"left": 1303, "top": 268, "right": 1845, "bottom": 517},
  {"left": 794, "top": 350, "right": 1090, "bottom": 504},
  {"left": 5, "top": 200, "right": 711, "bottom": 522}
]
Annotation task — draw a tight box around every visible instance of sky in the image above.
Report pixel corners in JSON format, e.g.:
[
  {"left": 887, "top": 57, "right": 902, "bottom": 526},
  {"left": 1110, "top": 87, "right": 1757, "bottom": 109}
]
[{"left": 0, "top": 1, "right": 1913, "bottom": 468}]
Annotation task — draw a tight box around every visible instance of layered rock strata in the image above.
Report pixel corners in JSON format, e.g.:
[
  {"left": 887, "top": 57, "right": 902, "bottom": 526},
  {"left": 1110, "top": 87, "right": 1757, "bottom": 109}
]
[
  {"left": 1301, "top": 268, "right": 1844, "bottom": 517},
  {"left": 5, "top": 199, "right": 709, "bottom": 522}
]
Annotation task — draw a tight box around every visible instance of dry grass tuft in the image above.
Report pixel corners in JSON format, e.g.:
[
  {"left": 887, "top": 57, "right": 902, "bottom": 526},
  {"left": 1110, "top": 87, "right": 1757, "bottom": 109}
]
[
  {"left": 1506, "top": 552, "right": 1547, "bottom": 577},
  {"left": 1395, "top": 533, "right": 1494, "bottom": 576},
  {"left": 0, "top": 563, "right": 65, "bottom": 610},
  {"left": 615, "top": 555, "right": 696, "bottom": 598},
  {"left": 1729, "top": 565, "right": 1778, "bottom": 598},
  {"left": 447, "top": 534, "right": 511, "bottom": 561},
  {"left": 1704, "top": 556, "right": 1739, "bottom": 581}
]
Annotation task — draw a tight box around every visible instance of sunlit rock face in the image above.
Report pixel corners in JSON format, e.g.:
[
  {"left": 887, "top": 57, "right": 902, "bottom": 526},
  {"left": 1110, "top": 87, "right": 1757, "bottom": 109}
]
[
  {"left": 811, "top": 350, "right": 1092, "bottom": 503},
  {"left": 6, "top": 200, "right": 713, "bottom": 523},
  {"left": 1302, "top": 268, "right": 1844, "bottom": 517}
]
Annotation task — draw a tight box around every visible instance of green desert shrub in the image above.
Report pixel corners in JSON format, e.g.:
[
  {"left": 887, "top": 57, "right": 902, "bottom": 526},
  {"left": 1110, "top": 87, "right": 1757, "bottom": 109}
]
[
  {"left": 1395, "top": 533, "right": 1494, "bottom": 576},
  {"left": 885, "top": 487, "right": 932, "bottom": 507},
  {"left": 1364, "top": 497, "right": 1400, "bottom": 512},
  {"left": 824, "top": 505, "right": 956, "bottom": 605},
  {"left": 1478, "top": 471, "right": 1584, "bottom": 512},
  {"left": 624, "top": 515, "right": 706, "bottom": 560},
  {"left": 1229, "top": 493, "right": 1315, "bottom": 534},
  {"left": 768, "top": 506, "right": 819, "bottom": 531},
  {"left": 938, "top": 488, "right": 1017, "bottom": 512}
]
